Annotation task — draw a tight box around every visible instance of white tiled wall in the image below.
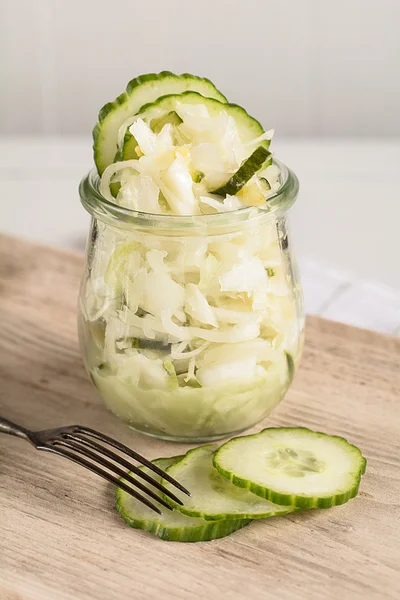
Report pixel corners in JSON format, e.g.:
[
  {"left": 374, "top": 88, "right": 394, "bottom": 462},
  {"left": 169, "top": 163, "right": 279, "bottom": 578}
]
[{"left": 1, "top": 0, "right": 399, "bottom": 137}]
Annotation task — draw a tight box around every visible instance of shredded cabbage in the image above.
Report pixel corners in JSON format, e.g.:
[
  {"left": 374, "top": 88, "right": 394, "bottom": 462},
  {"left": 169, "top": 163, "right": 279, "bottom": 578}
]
[
  {"left": 140, "top": 250, "right": 185, "bottom": 318},
  {"left": 200, "top": 195, "right": 242, "bottom": 213},
  {"left": 119, "top": 174, "right": 161, "bottom": 213},
  {"left": 196, "top": 339, "right": 281, "bottom": 368},
  {"left": 244, "top": 129, "right": 274, "bottom": 148},
  {"left": 100, "top": 160, "right": 141, "bottom": 202},
  {"left": 185, "top": 283, "right": 218, "bottom": 327},
  {"left": 219, "top": 250, "right": 268, "bottom": 294},
  {"left": 104, "top": 241, "right": 141, "bottom": 290},
  {"left": 100, "top": 100, "right": 281, "bottom": 215},
  {"left": 199, "top": 254, "right": 221, "bottom": 290},
  {"left": 191, "top": 143, "right": 226, "bottom": 174},
  {"left": 184, "top": 357, "right": 196, "bottom": 383},
  {"left": 196, "top": 357, "right": 258, "bottom": 387},
  {"left": 213, "top": 306, "right": 260, "bottom": 325},
  {"left": 120, "top": 354, "right": 170, "bottom": 389},
  {"left": 160, "top": 309, "right": 260, "bottom": 343},
  {"left": 161, "top": 152, "right": 200, "bottom": 215},
  {"left": 129, "top": 118, "right": 174, "bottom": 157},
  {"left": 170, "top": 341, "right": 209, "bottom": 360}
]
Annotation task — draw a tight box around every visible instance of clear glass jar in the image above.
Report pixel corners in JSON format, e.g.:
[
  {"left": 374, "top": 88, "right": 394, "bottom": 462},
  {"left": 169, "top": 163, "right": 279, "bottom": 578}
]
[{"left": 78, "top": 161, "right": 304, "bottom": 442}]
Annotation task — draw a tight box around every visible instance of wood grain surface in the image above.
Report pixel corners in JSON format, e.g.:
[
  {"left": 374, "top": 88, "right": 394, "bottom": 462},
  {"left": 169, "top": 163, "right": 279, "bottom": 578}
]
[{"left": 0, "top": 234, "right": 399, "bottom": 600}]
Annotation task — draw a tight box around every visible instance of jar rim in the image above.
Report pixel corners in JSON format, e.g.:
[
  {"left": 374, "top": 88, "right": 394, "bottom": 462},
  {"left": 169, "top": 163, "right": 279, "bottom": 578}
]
[{"left": 79, "top": 159, "right": 299, "bottom": 231}]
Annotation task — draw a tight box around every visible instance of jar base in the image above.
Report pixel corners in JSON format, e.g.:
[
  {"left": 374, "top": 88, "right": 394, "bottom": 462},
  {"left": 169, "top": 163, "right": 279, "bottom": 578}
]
[{"left": 127, "top": 424, "right": 252, "bottom": 444}]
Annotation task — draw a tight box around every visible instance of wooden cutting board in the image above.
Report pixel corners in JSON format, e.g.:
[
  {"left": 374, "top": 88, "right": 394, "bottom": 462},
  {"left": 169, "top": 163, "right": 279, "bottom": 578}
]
[{"left": 0, "top": 234, "right": 399, "bottom": 600}]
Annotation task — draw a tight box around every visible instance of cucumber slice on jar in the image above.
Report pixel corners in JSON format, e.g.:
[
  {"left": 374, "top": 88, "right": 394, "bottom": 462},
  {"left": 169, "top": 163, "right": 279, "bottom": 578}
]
[
  {"left": 137, "top": 92, "right": 269, "bottom": 153},
  {"left": 116, "top": 456, "right": 251, "bottom": 542},
  {"left": 214, "top": 428, "right": 366, "bottom": 509},
  {"left": 93, "top": 72, "right": 227, "bottom": 174},
  {"left": 161, "top": 445, "right": 295, "bottom": 520}
]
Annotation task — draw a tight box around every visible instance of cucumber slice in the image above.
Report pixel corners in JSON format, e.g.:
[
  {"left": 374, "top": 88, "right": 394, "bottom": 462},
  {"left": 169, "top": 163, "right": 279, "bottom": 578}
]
[
  {"left": 212, "top": 146, "right": 271, "bottom": 197},
  {"left": 137, "top": 92, "right": 269, "bottom": 152},
  {"left": 93, "top": 72, "right": 227, "bottom": 174},
  {"left": 162, "top": 445, "right": 294, "bottom": 520},
  {"left": 116, "top": 456, "right": 250, "bottom": 542},
  {"left": 214, "top": 428, "right": 366, "bottom": 509}
]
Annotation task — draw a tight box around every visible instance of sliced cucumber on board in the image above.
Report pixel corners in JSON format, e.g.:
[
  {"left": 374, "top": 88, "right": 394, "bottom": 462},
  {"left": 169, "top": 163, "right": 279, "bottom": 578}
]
[
  {"left": 116, "top": 456, "right": 250, "bottom": 542},
  {"left": 161, "top": 445, "right": 294, "bottom": 521},
  {"left": 214, "top": 428, "right": 366, "bottom": 509},
  {"left": 93, "top": 72, "right": 227, "bottom": 174},
  {"left": 212, "top": 146, "right": 271, "bottom": 197}
]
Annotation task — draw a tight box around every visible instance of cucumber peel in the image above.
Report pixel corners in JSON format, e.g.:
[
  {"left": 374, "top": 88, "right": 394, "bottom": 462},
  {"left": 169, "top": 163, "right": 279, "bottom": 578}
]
[
  {"left": 119, "top": 131, "right": 140, "bottom": 162},
  {"left": 161, "top": 444, "right": 295, "bottom": 521},
  {"left": 93, "top": 72, "right": 227, "bottom": 174},
  {"left": 214, "top": 427, "right": 366, "bottom": 509},
  {"left": 212, "top": 146, "right": 271, "bottom": 197},
  {"left": 116, "top": 456, "right": 250, "bottom": 542}
]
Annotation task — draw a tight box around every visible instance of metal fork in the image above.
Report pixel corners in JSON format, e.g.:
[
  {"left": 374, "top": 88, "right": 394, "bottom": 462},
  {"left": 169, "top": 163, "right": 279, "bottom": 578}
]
[{"left": 0, "top": 417, "right": 190, "bottom": 514}]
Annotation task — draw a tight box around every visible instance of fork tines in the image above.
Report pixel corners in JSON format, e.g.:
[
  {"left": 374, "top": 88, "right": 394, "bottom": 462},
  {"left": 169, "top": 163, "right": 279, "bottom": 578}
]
[{"left": 48, "top": 426, "right": 190, "bottom": 515}]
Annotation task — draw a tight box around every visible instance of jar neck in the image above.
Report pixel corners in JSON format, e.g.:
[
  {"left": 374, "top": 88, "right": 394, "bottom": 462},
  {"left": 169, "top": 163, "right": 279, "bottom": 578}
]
[{"left": 79, "top": 159, "right": 299, "bottom": 236}]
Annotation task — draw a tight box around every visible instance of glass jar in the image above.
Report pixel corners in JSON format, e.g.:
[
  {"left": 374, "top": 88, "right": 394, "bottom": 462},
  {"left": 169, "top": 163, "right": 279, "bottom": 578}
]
[{"left": 78, "top": 161, "right": 304, "bottom": 442}]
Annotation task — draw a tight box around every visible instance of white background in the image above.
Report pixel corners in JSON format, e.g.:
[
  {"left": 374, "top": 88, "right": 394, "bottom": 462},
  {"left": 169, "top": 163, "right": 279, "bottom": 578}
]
[{"left": 1, "top": 0, "right": 399, "bottom": 137}]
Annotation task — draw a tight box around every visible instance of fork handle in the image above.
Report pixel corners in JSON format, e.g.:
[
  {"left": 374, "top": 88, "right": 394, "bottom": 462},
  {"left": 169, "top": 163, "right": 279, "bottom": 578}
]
[{"left": 0, "top": 417, "right": 30, "bottom": 440}]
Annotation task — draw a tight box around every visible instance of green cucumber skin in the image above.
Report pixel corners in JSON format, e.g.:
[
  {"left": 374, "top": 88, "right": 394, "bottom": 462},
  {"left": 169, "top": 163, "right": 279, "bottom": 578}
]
[
  {"left": 103, "top": 72, "right": 227, "bottom": 124},
  {"left": 164, "top": 500, "right": 294, "bottom": 522},
  {"left": 212, "top": 147, "right": 271, "bottom": 197},
  {"left": 361, "top": 457, "right": 367, "bottom": 476},
  {"left": 213, "top": 428, "right": 366, "bottom": 510},
  {"left": 162, "top": 445, "right": 295, "bottom": 521},
  {"left": 116, "top": 495, "right": 251, "bottom": 542},
  {"left": 116, "top": 454, "right": 251, "bottom": 542},
  {"left": 121, "top": 131, "right": 139, "bottom": 161},
  {"left": 93, "top": 72, "right": 227, "bottom": 174}
]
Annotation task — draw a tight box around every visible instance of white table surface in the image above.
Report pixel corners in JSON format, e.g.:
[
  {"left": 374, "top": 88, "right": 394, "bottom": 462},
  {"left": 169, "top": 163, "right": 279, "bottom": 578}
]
[{"left": 0, "top": 136, "right": 399, "bottom": 336}]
